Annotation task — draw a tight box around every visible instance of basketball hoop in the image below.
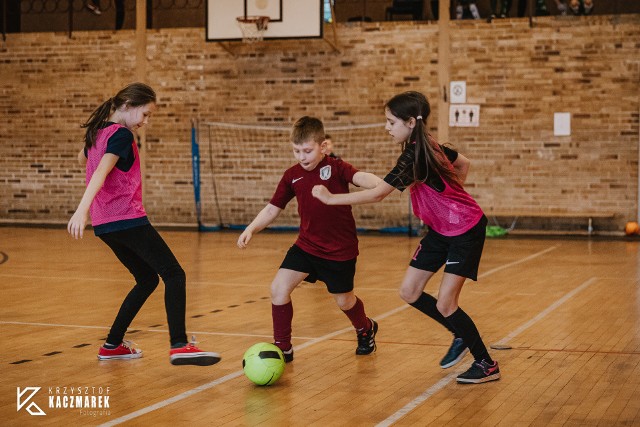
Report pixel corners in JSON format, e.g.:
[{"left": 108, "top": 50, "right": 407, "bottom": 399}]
[{"left": 236, "top": 16, "right": 270, "bottom": 43}]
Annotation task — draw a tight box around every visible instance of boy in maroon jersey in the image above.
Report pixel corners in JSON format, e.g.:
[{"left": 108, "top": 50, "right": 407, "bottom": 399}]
[{"left": 237, "top": 116, "right": 381, "bottom": 362}]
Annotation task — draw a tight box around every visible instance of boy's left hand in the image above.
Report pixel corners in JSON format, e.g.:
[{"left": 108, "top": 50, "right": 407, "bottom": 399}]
[{"left": 312, "top": 185, "right": 331, "bottom": 204}]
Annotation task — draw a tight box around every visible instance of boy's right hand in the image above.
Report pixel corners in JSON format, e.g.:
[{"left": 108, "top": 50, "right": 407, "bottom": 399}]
[
  {"left": 312, "top": 185, "right": 332, "bottom": 204},
  {"left": 237, "top": 230, "right": 252, "bottom": 249}
]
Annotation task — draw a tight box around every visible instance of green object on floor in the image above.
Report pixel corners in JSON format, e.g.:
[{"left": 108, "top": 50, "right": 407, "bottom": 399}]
[{"left": 486, "top": 225, "right": 508, "bottom": 237}]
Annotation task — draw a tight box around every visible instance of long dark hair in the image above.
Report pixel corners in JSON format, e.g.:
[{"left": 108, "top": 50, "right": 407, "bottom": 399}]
[
  {"left": 81, "top": 83, "right": 156, "bottom": 149},
  {"left": 385, "top": 91, "right": 461, "bottom": 187}
]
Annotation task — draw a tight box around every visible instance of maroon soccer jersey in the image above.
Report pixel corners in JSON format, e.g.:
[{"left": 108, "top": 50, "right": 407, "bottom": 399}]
[{"left": 270, "top": 156, "right": 359, "bottom": 261}]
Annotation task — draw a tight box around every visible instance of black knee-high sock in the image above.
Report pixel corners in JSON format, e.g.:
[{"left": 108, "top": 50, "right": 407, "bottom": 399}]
[
  {"left": 445, "top": 308, "right": 492, "bottom": 363},
  {"left": 409, "top": 293, "right": 458, "bottom": 337}
]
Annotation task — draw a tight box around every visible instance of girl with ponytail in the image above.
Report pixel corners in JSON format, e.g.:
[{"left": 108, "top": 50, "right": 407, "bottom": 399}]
[
  {"left": 312, "top": 90, "right": 500, "bottom": 384},
  {"left": 68, "top": 83, "right": 221, "bottom": 367}
]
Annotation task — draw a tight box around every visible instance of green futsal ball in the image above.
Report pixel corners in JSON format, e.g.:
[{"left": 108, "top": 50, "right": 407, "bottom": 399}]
[{"left": 242, "top": 342, "right": 285, "bottom": 386}]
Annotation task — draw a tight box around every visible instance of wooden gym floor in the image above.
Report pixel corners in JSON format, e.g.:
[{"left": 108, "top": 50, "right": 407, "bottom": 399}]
[{"left": 1, "top": 226, "right": 639, "bottom": 426}]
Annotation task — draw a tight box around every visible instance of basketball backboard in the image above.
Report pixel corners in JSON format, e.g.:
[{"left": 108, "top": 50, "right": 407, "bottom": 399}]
[{"left": 206, "top": 0, "right": 323, "bottom": 42}]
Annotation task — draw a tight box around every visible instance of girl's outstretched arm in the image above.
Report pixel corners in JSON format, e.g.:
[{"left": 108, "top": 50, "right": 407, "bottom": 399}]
[
  {"left": 312, "top": 180, "right": 396, "bottom": 206},
  {"left": 352, "top": 171, "right": 382, "bottom": 189}
]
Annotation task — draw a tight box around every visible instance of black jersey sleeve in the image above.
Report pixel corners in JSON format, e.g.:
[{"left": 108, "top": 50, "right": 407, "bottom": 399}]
[
  {"left": 383, "top": 144, "right": 415, "bottom": 192},
  {"left": 106, "top": 128, "right": 134, "bottom": 159},
  {"left": 106, "top": 127, "right": 135, "bottom": 172},
  {"left": 441, "top": 145, "right": 459, "bottom": 163},
  {"left": 383, "top": 144, "right": 460, "bottom": 192}
]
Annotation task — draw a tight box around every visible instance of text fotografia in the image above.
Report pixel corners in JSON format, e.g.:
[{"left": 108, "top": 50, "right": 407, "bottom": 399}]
[{"left": 48, "top": 387, "right": 110, "bottom": 411}]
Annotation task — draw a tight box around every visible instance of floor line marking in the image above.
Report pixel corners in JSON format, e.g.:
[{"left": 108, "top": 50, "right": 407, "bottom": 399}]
[
  {"left": 478, "top": 246, "right": 558, "bottom": 278},
  {"left": 97, "top": 245, "right": 559, "bottom": 426},
  {"left": 0, "top": 321, "right": 317, "bottom": 340},
  {"left": 0, "top": 246, "right": 559, "bottom": 289},
  {"left": 97, "top": 323, "right": 360, "bottom": 427},
  {"left": 492, "top": 276, "right": 597, "bottom": 347},
  {"left": 0, "top": 273, "right": 397, "bottom": 292},
  {"left": 376, "top": 373, "right": 460, "bottom": 427},
  {"left": 376, "top": 275, "right": 596, "bottom": 427}
]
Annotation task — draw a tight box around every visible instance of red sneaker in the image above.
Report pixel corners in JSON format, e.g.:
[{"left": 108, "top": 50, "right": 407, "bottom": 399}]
[
  {"left": 98, "top": 341, "right": 142, "bottom": 360},
  {"left": 170, "top": 337, "right": 221, "bottom": 366}
]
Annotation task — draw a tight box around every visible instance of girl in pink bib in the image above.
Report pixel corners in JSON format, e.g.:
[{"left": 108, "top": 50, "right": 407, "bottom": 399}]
[
  {"left": 313, "top": 91, "right": 500, "bottom": 384},
  {"left": 68, "top": 83, "right": 220, "bottom": 366}
]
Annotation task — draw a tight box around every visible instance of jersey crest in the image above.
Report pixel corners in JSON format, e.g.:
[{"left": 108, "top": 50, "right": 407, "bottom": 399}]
[{"left": 319, "top": 165, "right": 331, "bottom": 180}]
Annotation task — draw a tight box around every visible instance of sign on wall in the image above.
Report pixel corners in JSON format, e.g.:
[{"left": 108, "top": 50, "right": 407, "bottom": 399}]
[
  {"left": 449, "top": 104, "right": 480, "bottom": 127},
  {"left": 450, "top": 81, "right": 467, "bottom": 104},
  {"left": 554, "top": 112, "right": 571, "bottom": 136}
]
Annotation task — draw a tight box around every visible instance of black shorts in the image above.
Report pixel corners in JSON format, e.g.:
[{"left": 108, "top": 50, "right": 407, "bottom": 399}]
[
  {"left": 409, "top": 216, "right": 487, "bottom": 281},
  {"left": 279, "top": 244, "right": 356, "bottom": 294}
]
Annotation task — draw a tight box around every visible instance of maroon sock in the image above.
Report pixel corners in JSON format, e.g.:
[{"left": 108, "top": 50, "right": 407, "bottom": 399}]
[
  {"left": 342, "top": 297, "right": 370, "bottom": 332},
  {"left": 272, "top": 301, "right": 293, "bottom": 351}
]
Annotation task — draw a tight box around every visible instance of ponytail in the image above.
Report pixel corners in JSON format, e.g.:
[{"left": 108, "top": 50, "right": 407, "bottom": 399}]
[
  {"left": 386, "top": 91, "right": 461, "bottom": 188},
  {"left": 81, "top": 83, "right": 156, "bottom": 149},
  {"left": 81, "top": 98, "right": 113, "bottom": 149},
  {"left": 412, "top": 119, "right": 461, "bottom": 187}
]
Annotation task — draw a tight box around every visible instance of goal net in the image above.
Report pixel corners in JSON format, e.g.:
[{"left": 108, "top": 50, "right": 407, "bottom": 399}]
[{"left": 191, "top": 120, "right": 417, "bottom": 234}]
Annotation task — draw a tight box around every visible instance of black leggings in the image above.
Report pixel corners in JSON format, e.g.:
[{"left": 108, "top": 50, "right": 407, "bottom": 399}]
[{"left": 99, "top": 224, "right": 187, "bottom": 346}]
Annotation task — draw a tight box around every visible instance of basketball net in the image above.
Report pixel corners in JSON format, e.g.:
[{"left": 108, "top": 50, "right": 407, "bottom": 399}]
[{"left": 236, "top": 16, "right": 270, "bottom": 43}]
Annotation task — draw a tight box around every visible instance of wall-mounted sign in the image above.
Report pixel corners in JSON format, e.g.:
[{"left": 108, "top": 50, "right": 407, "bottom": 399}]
[
  {"left": 449, "top": 104, "right": 480, "bottom": 127},
  {"left": 450, "top": 81, "right": 467, "bottom": 104}
]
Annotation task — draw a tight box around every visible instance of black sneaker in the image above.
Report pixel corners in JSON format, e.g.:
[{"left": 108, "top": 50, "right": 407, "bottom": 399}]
[
  {"left": 440, "top": 337, "right": 469, "bottom": 369},
  {"left": 282, "top": 347, "right": 294, "bottom": 363},
  {"left": 356, "top": 318, "right": 378, "bottom": 355},
  {"left": 457, "top": 360, "right": 501, "bottom": 384}
]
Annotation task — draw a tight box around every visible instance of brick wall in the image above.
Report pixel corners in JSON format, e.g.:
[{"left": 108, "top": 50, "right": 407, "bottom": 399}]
[{"left": 1, "top": 15, "right": 638, "bottom": 231}]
